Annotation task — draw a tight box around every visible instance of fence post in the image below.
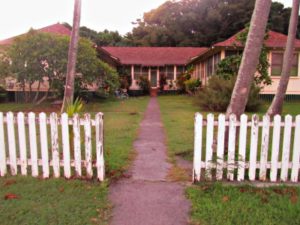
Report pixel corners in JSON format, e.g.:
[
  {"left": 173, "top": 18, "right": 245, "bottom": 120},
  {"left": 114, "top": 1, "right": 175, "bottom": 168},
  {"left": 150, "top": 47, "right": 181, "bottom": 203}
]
[
  {"left": 193, "top": 113, "right": 203, "bottom": 182},
  {"left": 96, "top": 113, "right": 105, "bottom": 181}
]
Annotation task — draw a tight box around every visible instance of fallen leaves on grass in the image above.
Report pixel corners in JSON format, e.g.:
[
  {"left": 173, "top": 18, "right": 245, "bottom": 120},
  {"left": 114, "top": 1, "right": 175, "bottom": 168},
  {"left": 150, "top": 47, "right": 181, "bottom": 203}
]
[
  {"left": 4, "top": 193, "right": 20, "bottom": 200},
  {"left": 3, "top": 180, "right": 16, "bottom": 187},
  {"left": 222, "top": 195, "right": 230, "bottom": 202}
]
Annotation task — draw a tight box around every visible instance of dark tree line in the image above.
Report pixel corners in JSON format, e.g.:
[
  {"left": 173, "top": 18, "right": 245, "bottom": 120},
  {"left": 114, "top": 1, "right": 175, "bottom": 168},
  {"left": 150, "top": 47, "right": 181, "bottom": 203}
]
[{"left": 65, "top": 0, "right": 299, "bottom": 47}]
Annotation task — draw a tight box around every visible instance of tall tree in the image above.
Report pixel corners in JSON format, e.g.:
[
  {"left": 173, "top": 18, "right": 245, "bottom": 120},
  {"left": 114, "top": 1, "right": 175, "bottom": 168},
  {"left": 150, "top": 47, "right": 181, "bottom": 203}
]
[
  {"left": 267, "top": 0, "right": 300, "bottom": 116},
  {"left": 61, "top": 0, "right": 82, "bottom": 112},
  {"left": 226, "top": 0, "right": 272, "bottom": 118},
  {"left": 125, "top": 0, "right": 296, "bottom": 47}
]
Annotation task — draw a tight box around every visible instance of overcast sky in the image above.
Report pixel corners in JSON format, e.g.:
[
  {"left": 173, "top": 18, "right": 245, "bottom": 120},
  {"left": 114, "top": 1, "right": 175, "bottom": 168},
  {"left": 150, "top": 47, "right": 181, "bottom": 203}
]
[{"left": 0, "top": 0, "right": 293, "bottom": 40}]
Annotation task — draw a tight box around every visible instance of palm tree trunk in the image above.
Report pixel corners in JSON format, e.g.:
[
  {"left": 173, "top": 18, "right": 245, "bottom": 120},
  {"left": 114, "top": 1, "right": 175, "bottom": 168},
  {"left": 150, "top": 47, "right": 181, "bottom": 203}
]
[
  {"left": 61, "top": 0, "right": 82, "bottom": 112},
  {"left": 267, "top": 0, "right": 299, "bottom": 116},
  {"left": 226, "top": 0, "right": 272, "bottom": 119}
]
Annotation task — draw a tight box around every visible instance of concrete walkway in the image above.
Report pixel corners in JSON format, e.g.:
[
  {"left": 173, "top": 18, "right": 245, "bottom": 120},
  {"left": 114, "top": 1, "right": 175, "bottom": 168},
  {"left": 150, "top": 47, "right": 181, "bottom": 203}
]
[{"left": 109, "top": 97, "right": 190, "bottom": 225}]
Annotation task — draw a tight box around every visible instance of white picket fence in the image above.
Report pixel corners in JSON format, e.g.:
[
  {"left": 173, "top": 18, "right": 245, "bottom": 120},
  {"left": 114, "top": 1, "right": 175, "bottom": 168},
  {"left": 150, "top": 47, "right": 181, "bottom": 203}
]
[
  {"left": 0, "top": 112, "right": 105, "bottom": 181},
  {"left": 193, "top": 113, "right": 300, "bottom": 183}
]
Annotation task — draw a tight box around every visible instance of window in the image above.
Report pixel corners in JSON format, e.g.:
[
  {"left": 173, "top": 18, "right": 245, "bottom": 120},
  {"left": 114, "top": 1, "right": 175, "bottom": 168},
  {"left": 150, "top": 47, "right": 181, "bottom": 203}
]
[
  {"left": 141, "top": 67, "right": 149, "bottom": 78},
  {"left": 134, "top": 66, "right": 142, "bottom": 80},
  {"left": 225, "top": 50, "right": 243, "bottom": 57},
  {"left": 213, "top": 53, "right": 221, "bottom": 70},
  {"left": 176, "top": 66, "right": 185, "bottom": 79},
  {"left": 166, "top": 66, "right": 174, "bottom": 80},
  {"left": 206, "top": 56, "right": 213, "bottom": 77},
  {"left": 271, "top": 53, "right": 298, "bottom": 76}
]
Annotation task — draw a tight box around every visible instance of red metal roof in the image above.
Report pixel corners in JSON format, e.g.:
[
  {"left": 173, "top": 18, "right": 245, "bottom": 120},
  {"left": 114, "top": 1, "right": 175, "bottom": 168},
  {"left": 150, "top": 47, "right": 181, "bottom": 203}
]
[
  {"left": 101, "top": 47, "right": 208, "bottom": 66},
  {"left": 0, "top": 23, "right": 71, "bottom": 45},
  {"left": 214, "top": 30, "right": 300, "bottom": 48}
]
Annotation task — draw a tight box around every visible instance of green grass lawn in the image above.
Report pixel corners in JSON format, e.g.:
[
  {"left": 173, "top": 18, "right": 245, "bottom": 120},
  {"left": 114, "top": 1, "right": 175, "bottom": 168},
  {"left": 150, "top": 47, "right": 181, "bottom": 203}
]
[
  {"left": 0, "top": 97, "right": 149, "bottom": 225},
  {"left": 158, "top": 95, "right": 300, "bottom": 161},
  {"left": 158, "top": 95, "right": 300, "bottom": 225},
  {"left": 187, "top": 183, "right": 300, "bottom": 225}
]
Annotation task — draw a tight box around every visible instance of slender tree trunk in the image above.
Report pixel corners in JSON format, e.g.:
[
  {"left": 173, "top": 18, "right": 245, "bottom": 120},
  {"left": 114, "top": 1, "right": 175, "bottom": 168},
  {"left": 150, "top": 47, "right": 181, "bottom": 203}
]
[
  {"left": 226, "top": 0, "right": 272, "bottom": 118},
  {"left": 36, "top": 81, "right": 53, "bottom": 105},
  {"left": 33, "top": 80, "right": 41, "bottom": 103},
  {"left": 61, "top": 0, "right": 82, "bottom": 112},
  {"left": 267, "top": 0, "right": 299, "bottom": 116}
]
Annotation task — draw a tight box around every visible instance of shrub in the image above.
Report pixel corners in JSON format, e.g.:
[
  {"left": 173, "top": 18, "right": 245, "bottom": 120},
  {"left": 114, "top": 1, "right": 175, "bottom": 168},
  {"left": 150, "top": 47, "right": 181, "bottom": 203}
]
[
  {"left": 159, "top": 74, "right": 167, "bottom": 91},
  {"left": 184, "top": 78, "right": 201, "bottom": 95},
  {"left": 176, "top": 66, "right": 193, "bottom": 92},
  {"left": 197, "top": 76, "right": 261, "bottom": 112},
  {"left": 137, "top": 76, "right": 150, "bottom": 95}
]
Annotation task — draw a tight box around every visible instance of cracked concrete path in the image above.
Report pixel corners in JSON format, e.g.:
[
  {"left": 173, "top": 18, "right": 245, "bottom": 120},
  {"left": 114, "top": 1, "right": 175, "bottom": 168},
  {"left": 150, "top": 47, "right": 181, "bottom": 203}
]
[{"left": 109, "top": 97, "right": 190, "bottom": 225}]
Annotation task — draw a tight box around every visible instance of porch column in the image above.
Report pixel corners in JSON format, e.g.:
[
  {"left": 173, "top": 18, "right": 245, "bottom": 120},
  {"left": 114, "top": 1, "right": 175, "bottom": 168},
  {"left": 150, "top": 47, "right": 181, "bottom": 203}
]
[
  {"left": 174, "top": 65, "right": 177, "bottom": 81},
  {"left": 220, "top": 50, "right": 226, "bottom": 60},
  {"left": 157, "top": 67, "right": 159, "bottom": 87},
  {"left": 131, "top": 65, "right": 135, "bottom": 89}
]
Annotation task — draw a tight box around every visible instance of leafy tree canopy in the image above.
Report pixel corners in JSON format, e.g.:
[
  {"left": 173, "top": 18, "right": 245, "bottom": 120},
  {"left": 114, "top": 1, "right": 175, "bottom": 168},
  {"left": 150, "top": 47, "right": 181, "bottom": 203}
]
[
  {"left": 125, "top": 0, "right": 299, "bottom": 47},
  {"left": 2, "top": 31, "right": 119, "bottom": 103}
]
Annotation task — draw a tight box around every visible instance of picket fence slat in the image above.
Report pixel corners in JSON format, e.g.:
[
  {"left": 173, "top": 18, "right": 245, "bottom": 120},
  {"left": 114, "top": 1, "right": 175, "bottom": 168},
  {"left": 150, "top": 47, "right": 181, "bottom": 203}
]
[
  {"left": 84, "top": 113, "right": 93, "bottom": 179},
  {"left": 291, "top": 115, "right": 300, "bottom": 182},
  {"left": 193, "top": 113, "right": 203, "bottom": 182},
  {"left": 50, "top": 113, "right": 60, "bottom": 178},
  {"left": 227, "top": 114, "right": 236, "bottom": 181},
  {"left": 7, "top": 112, "right": 17, "bottom": 175},
  {"left": 205, "top": 114, "right": 214, "bottom": 180},
  {"left": 73, "top": 114, "right": 82, "bottom": 177},
  {"left": 0, "top": 113, "right": 6, "bottom": 176},
  {"left": 28, "top": 112, "right": 39, "bottom": 177},
  {"left": 61, "top": 113, "right": 71, "bottom": 179},
  {"left": 259, "top": 115, "right": 270, "bottom": 181},
  {"left": 39, "top": 113, "right": 49, "bottom": 178},
  {"left": 249, "top": 115, "right": 259, "bottom": 181},
  {"left": 96, "top": 113, "right": 105, "bottom": 181},
  {"left": 17, "top": 112, "right": 28, "bottom": 175},
  {"left": 237, "top": 114, "right": 248, "bottom": 181},
  {"left": 280, "top": 115, "right": 293, "bottom": 182},
  {"left": 193, "top": 113, "right": 300, "bottom": 183},
  {"left": 270, "top": 115, "right": 281, "bottom": 182},
  {"left": 216, "top": 114, "right": 225, "bottom": 180}
]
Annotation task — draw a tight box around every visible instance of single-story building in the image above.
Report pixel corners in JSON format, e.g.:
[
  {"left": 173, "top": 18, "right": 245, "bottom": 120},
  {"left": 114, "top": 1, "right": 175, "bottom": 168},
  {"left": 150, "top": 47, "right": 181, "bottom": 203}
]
[
  {"left": 188, "top": 30, "right": 300, "bottom": 97},
  {"left": 1, "top": 23, "right": 299, "bottom": 99},
  {"left": 98, "top": 47, "right": 207, "bottom": 93}
]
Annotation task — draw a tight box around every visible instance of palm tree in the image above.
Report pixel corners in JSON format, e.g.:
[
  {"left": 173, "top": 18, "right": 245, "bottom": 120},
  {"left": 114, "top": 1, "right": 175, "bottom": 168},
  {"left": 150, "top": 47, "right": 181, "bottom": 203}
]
[
  {"left": 267, "top": 0, "right": 299, "bottom": 116},
  {"left": 61, "top": 0, "right": 82, "bottom": 112},
  {"left": 226, "top": 0, "right": 272, "bottom": 118}
]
